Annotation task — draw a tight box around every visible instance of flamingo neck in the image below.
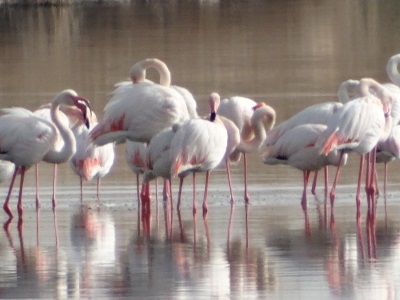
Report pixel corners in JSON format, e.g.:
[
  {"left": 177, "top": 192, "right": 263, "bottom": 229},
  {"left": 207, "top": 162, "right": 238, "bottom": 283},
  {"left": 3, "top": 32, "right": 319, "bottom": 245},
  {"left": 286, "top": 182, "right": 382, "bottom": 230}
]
[
  {"left": 130, "top": 58, "right": 171, "bottom": 86},
  {"left": 43, "top": 101, "right": 76, "bottom": 163},
  {"left": 337, "top": 79, "right": 360, "bottom": 103},
  {"left": 387, "top": 54, "right": 400, "bottom": 86},
  {"left": 237, "top": 106, "right": 275, "bottom": 153}
]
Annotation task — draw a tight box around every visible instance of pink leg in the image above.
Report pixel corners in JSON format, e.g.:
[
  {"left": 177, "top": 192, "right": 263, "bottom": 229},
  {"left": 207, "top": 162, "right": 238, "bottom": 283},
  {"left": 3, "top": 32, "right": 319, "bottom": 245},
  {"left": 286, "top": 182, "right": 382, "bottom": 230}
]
[
  {"left": 17, "top": 166, "right": 26, "bottom": 217},
  {"left": 383, "top": 163, "right": 388, "bottom": 196},
  {"left": 155, "top": 178, "right": 158, "bottom": 203},
  {"left": 35, "top": 164, "right": 40, "bottom": 209},
  {"left": 301, "top": 170, "right": 310, "bottom": 210},
  {"left": 202, "top": 171, "right": 210, "bottom": 216},
  {"left": 311, "top": 170, "right": 318, "bottom": 195},
  {"left": 177, "top": 177, "right": 184, "bottom": 210},
  {"left": 96, "top": 178, "right": 100, "bottom": 201},
  {"left": 52, "top": 164, "right": 57, "bottom": 209},
  {"left": 163, "top": 178, "right": 171, "bottom": 202},
  {"left": 368, "top": 147, "right": 377, "bottom": 209},
  {"left": 356, "top": 154, "right": 365, "bottom": 207},
  {"left": 136, "top": 174, "right": 140, "bottom": 206},
  {"left": 330, "top": 151, "right": 345, "bottom": 204},
  {"left": 80, "top": 178, "right": 83, "bottom": 203},
  {"left": 225, "top": 158, "right": 235, "bottom": 203},
  {"left": 192, "top": 173, "right": 197, "bottom": 215},
  {"left": 324, "top": 166, "right": 329, "bottom": 197},
  {"left": 244, "top": 153, "right": 250, "bottom": 203},
  {"left": 3, "top": 166, "right": 19, "bottom": 218}
]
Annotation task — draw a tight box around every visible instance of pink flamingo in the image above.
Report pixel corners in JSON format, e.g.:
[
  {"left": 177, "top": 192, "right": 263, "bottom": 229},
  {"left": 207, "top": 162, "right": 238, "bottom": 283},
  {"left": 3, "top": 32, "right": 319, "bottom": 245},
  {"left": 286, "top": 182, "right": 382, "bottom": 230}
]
[
  {"left": 170, "top": 93, "right": 229, "bottom": 215},
  {"left": 70, "top": 111, "right": 115, "bottom": 202},
  {"left": 263, "top": 124, "right": 347, "bottom": 209},
  {"left": 217, "top": 96, "right": 276, "bottom": 203},
  {"left": 263, "top": 101, "right": 343, "bottom": 196},
  {"left": 90, "top": 58, "right": 191, "bottom": 146},
  {"left": 316, "top": 78, "right": 393, "bottom": 208},
  {"left": 33, "top": 104, "right": 86, "bottom": 209},
  {"left": 375, "top": 125, "right": 400, "bottom": 195},
  {"left": 0, "top": 89, "right": 90, "bottom": 218}
]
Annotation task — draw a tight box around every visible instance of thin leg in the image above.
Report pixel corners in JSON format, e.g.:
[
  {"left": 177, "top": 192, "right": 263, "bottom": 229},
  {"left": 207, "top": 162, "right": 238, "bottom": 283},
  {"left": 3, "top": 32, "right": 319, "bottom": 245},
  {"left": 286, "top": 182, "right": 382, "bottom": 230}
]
[
  {"left": 193, "top": 173, "right": 197, "bottom": 215},
  {"left": 3, "top": 166, "right": 19, "bottom": 218},
  {"left": 80, "top": 178, "right": 83, "bottom": 203},
  {"left": 301, "top": 170, "right": 310, "bottom": 210},
  {"left": 52, "top": 164, "right": 57, "bottom": 209},
  {"left": 244, "top": 153, "right": 249, "bottom": 203},
  {"left": 324, "top": 166, "right": 329, "bottom": 197},
  {"left": 330, "top": 151, "right": 345, "bottom": 205},
  {"left": 35, "top": 164, "right": 40, "bottom": 209},
  {"left": 384, "top": 163, "right": 388, "bottom": 196},
  {"left": 202, "top": 171, "right": 210, "bottom": 216},
  {"left": 17, "top": 166, "right": 26, "bottom": 217},
  {"left": 356, "top": 154, "right": 365, "bottom": 207},
  {"left": 225, "top": 158, "right": 235, "bottom": 203},
  {"left": 311, "top": 170, "right": 318, "bottom": 195},
  {"left": 177, "top": 177, "right": 184, "bottom": 210},
  {"left": 96, "top": 178, "right": 100, "bottom": 201}
]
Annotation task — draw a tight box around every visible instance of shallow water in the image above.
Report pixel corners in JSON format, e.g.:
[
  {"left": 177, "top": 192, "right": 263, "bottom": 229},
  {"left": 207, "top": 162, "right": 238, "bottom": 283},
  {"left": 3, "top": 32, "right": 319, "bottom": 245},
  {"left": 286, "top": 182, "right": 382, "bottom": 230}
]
[{"left": 1, "top": 1, "right": 400, "bottom": 299}]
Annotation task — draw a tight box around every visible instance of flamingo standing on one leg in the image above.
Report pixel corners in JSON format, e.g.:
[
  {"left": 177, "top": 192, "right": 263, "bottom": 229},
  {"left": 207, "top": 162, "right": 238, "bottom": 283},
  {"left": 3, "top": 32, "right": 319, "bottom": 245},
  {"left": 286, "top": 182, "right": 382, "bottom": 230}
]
[
  {"left": 217, "top": 96, "right": 276, "bottom": 203},
  {"left": 70, "top": 111, "right": 115, "bottom": 202},
  {"left": 170, "top": 93, "right": 229, "bottom": 215},
  {"left": 0, "top": 89, "right": 90, "bottom": 218}
]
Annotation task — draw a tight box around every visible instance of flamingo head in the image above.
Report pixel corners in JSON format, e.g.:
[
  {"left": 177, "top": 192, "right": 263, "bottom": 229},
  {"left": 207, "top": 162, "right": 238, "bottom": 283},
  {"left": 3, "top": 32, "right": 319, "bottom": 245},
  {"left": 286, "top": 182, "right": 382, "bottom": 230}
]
[
  {"left": 208, "top": 92, "right": 221, "bottom": 122},
  {"left": 71, "top": 95, "right": 92, "bottom": 129}
]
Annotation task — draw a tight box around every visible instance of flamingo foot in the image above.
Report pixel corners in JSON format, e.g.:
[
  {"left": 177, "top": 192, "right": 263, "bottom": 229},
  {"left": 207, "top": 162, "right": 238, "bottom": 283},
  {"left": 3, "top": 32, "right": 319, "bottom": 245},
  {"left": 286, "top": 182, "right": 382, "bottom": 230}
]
[
  {"left": 244, "top": 193, "right": 250, "bottom": 204},
  {"left": 202, "top": 203, "right": 208, "bottom": 216},
  {"left": 17, "top": 203, "right": 23, "bottom": 218},
  {"left": 36, "top": 196, "right": 41, "bottom": 209},
  {"left": 330, "top": 190, "right": 336, "bottom": 206},
  {"left": 3, "top": 203, "right": 13, "bottom": 219},
  {"left": 52, "top": 196, "right": 57, "bottom": 209},
  {"left": 311, "top": 186, "right": 316, "bottom": 196}
]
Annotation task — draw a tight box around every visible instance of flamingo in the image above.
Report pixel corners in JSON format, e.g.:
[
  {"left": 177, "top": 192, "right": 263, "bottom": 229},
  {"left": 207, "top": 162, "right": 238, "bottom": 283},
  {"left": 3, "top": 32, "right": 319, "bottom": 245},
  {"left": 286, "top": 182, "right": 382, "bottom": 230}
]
[
  {"left": 90, "top": 58, "right": 191, "bottom": 146},
  {"left": 316, "top": 78, "right": 393, "bottom": 208},
  {"left": 170, "top": 93, "right": 229, "bottom": 215},
  {"left": 70, "top": 111, "right": 115, "bottom": 202},
  {"left": 263, "top": 124, "right": 348, "bottom": 209},
  {"left": 0, "top": 89, "right": 90, "bottom": 218},
  {"left": 375, "top": 125, "right": 400, "bottom": 195},
  {"left": 33, "top": 104, "right": 83, "bottom": 209},
  {"left": 217, "top": 96, "right": 276, "bottom": 203}
]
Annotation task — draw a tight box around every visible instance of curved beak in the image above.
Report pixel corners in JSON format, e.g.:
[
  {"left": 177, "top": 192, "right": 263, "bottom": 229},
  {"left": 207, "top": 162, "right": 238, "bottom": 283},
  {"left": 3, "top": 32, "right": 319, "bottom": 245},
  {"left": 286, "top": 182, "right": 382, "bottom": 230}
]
[{"left": 72, "top": 96, "right": 91, "bottom": 129}]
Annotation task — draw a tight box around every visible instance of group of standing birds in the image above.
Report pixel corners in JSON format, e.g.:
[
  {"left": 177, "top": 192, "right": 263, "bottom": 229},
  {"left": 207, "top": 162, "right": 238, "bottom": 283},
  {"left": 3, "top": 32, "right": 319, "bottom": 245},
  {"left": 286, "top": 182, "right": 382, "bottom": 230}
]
[{"left": 2, "top": 54, "right": 400, "bottom": 219}]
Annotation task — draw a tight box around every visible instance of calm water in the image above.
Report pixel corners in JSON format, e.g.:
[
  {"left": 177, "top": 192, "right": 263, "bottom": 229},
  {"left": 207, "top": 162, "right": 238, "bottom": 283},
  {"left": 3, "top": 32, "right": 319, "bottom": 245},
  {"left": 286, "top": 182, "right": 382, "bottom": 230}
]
[{"left": 1, "top": 1, "right": 400, "bottom": 299}]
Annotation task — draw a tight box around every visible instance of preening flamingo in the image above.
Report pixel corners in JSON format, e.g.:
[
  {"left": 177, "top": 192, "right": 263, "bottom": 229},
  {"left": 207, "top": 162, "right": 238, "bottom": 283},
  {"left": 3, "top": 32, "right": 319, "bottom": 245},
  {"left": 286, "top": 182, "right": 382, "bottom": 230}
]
[
  {"left": 0, "top": 89, "right": 90, "bottom": 218},
  {"left": 70, "top": 111, "right": 115, "bottom": 202},
  {"left": 263, "top": 101, "right": 343, "bottom": 195},
  {"left": 263, "top": 124, "right": 348, "bottom": 209},
  {"left": 90, "top": 58, "right": 191, "bottom": 146},
  {"left": 316, "top": 78, "right": 393, "bottom": 207},
  {"left": 375, "top": 125, "right": 400, "bottom": 195},
  {"left": 170, "top": 93, "right": 228, "bottom": 215},
  {"left": 217, "top": 96, "right": 275, "bottom": 203}
]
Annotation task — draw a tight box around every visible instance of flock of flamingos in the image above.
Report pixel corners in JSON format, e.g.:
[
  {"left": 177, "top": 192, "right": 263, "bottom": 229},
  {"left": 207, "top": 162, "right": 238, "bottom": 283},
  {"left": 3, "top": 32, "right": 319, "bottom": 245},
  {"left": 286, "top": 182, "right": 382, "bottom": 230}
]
[{"left": 1, "top": 54, "right": 400, "bottom": 221}]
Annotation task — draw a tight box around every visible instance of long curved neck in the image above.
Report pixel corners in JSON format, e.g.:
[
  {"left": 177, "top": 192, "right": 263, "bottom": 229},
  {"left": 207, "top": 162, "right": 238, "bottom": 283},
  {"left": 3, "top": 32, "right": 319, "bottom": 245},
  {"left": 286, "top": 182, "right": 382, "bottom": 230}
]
[
  {"left": 387, "top": 54, "right": 400, "bottom": 86},
  {"left": 43, "top": 100, "right": 76, "bottom": 163},
  {"left": 237, "top": 106, "right": 275, "bottom": 153},
  {"left": 130, "top": 58, "right": 171, "bottom": 86},
  {"left": 337, "top": 79, "right": 360, "bottom": 103}
]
